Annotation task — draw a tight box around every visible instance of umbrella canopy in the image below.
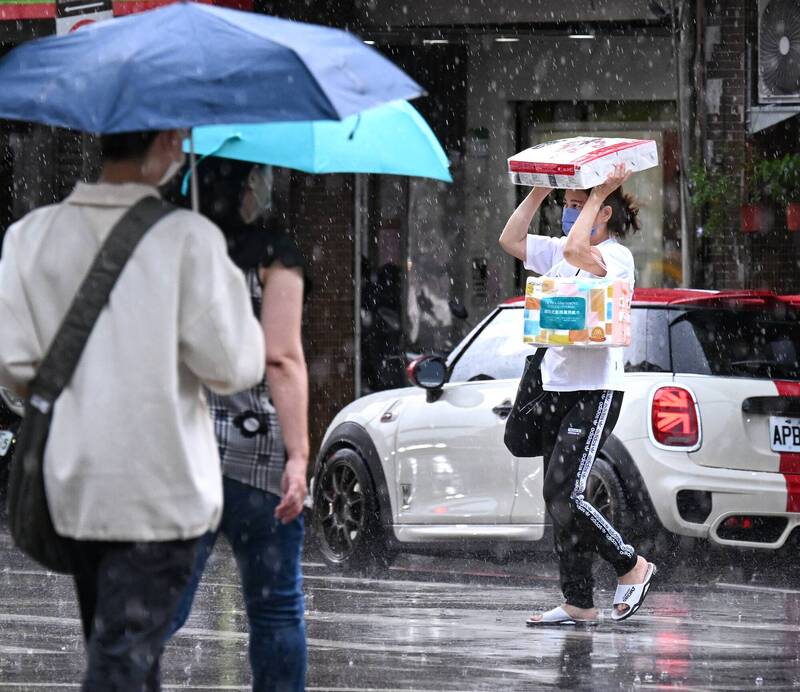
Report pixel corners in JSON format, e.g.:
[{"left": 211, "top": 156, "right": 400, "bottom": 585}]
[
  {"left": 188, "top": 100, "right": 452, "bottom": 182},
  {"left": 0, "top": 1, "right": 421, "bottom": 133}
]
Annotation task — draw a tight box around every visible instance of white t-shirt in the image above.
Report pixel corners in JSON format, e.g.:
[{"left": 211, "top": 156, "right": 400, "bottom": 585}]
[{"left": 524, "top": 235, "right": 635, "bottom": 392}]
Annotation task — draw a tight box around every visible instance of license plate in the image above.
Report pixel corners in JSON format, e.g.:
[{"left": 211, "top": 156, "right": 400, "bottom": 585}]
[
  {"left": 770, "top": 416, "right": 800, "bottom": 453},
  {"left": 0, "top": 430, "right": 13, "bottom": 457}
]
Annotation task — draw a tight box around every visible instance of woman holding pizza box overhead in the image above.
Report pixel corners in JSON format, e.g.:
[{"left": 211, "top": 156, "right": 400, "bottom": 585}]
[{"left": 499, "top": 162, "right": 656, "bottom": 626}]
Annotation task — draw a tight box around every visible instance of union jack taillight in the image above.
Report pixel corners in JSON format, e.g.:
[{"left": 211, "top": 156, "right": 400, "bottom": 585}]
[{"left": 651, "top": 386, "right": 700, "bottom": 448}]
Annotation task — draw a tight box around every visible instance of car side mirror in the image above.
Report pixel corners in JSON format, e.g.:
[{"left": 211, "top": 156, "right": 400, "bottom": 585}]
[{"left": 406, "top": 356, "right": 447, "bottom": 401}]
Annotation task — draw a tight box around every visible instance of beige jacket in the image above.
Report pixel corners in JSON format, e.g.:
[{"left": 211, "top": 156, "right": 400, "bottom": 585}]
[{"left": 0, "top": 183, "right": 265, "bottom": 541}]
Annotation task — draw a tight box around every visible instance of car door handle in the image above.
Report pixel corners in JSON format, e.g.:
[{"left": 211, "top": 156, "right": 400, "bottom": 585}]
[{"left": 492, "top": 399, "right": 513, "bottom": 419}]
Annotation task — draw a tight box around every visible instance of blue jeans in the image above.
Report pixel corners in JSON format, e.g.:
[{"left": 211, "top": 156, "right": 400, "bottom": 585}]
[{"left": 171, "top": 477, "right": 306, "bottom": 691}]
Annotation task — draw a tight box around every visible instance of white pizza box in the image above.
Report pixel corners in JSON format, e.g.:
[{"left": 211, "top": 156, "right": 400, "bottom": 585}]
[{"left": 508, "top": 136, "right": 659, "bottom": 189}]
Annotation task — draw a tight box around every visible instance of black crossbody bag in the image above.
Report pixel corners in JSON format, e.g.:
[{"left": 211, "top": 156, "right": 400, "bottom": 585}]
[
  {"left": 503, "top": 347, "right": 550, "bottom": 457},
  {"left": 6, "top": 197, "right": 174, "bottom": 574}
]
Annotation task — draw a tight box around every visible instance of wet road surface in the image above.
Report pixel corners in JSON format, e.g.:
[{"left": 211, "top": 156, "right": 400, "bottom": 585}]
[{"left": 0, "top": 520, "right": 799, "bottom": 691}]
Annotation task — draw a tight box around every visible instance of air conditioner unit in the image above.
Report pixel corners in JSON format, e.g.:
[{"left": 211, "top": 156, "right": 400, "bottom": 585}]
[{"left": 758, "top": 0, "right": 800, "bottom": 104}]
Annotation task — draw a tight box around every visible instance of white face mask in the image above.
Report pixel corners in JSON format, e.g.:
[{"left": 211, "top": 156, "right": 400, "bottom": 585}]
[{"left": 158, "top": 156, "right": 185, "bottom": 187}]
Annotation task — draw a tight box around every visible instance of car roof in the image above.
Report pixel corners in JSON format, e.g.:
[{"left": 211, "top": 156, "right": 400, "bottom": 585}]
[{"left": 502, "top": 288, "right": 798, "bottom": 308}]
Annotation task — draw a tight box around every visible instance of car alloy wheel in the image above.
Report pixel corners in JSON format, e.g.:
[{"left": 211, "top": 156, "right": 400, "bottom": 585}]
[
  {"left": 583, "top": 457, "right": 630, "bottom": 530},
  {"left": 315, "top": 455, "right": 367, "bottom": 561},
  {"left": 584, "top": 473, "right": 613, "bottom": 521}
]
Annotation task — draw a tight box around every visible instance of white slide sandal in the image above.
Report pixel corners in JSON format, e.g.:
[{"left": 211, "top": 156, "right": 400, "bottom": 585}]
[
  {"left": 612, "top": 562, "right": 657, "bottom": 622},
  {"left": 526, "top": 606, "right": 599, "bottom": 627}
]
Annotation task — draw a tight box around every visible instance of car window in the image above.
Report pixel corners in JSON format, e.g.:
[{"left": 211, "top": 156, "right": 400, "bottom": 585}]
[
  {"left": 623, "top": 309, "right": 647, "bottom": 372},
  {"left": 670, "top": 305, "right": 800, "bottom": 380},
  {"left": 623, "top": 308, "right": 671, "bottom": 373},
  {"left": 449, "top": 307, "right": 532, "bottom": 382},
  {"left": 670, "top": 318, "right": 711, "bottom": 374},
  {"left": 646, "top": 309, "right": 673, "bottom": 372}
]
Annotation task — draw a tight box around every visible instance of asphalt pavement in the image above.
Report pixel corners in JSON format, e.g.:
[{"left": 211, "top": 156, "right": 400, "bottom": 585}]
[{"left": 0, "top": 519, "right": 798, "bottom": 691}]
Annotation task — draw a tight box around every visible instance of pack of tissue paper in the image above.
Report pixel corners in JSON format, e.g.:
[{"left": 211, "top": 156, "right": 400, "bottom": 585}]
[
  {"left": 523, "top": 276, "right": 632, "bottom": 348},
  {"left": 508, "top": 136, "right": 658, "bottom": 189}
]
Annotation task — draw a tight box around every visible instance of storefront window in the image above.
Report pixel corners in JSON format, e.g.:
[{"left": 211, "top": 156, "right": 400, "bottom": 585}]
[
  {"left": 359, "top": 174, "right": 408, "bottom": 393},
  {"left": 406, "top": 164, "right": 467, "bottom": 355},
  {"left": 358, "top": 151, "right": 470, "bottom": 396}
]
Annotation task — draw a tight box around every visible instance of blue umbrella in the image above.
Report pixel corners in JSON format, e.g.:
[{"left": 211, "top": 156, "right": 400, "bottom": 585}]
[
  {"left": 0, "top": 1, "right": 421, "bottom": 133},
  {"left": 187, "top": 100, "right": 452, "bottom": 182}
]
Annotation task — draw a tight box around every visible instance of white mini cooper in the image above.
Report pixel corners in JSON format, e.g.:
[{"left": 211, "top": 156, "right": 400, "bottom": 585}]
[{"left": 311, "top": 289, "right": 800, "bottom": 570}]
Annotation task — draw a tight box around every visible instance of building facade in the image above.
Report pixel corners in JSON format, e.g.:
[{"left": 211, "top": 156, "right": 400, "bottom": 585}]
[{"left": 1, "top": 0, "right": 798, "bottom": 451}]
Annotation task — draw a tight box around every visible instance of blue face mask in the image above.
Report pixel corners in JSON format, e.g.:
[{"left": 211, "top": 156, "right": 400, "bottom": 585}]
[{"left": 561, "top": 206, "right": 597, "bottom": 236}]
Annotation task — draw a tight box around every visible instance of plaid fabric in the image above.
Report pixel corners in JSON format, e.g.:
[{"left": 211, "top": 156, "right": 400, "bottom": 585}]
[{"left": 208, "top": 268, "right": 285, "bottom": 497}]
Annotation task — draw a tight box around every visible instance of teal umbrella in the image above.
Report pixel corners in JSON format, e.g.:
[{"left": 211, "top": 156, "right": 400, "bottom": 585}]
[{"left": 187, "top": 100, "right": 452, "bottom": 182}]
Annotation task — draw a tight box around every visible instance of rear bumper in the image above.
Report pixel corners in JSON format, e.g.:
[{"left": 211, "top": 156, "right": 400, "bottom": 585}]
[{"left": 625, "top": 438, "right": 799, "bottom": 550}]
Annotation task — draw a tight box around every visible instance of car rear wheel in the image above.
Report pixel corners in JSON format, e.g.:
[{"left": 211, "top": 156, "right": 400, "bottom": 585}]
[
  {"left": 312, "top": 447, "right": 393, "bottom": 573},
  {"left": 589, "top": 455, "right": 679, "bottom": 559},
  {"left": 585, "top": 457, "right": 629, "bottom": 529}
]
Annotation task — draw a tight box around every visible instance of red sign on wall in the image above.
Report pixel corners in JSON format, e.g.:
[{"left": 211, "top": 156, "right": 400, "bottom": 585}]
[
  {"left": 0, "top": 1, "right": 55, "bottom": 20},
  {"left": 0, "top": 0, "right": 251, "bottom": 22},
  {"left": 112, "top": 0, "right": 251, "bottom": 15}
]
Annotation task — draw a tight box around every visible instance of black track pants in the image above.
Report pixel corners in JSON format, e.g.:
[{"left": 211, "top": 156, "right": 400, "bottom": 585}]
[{"left": 541, "top": 389, "right": 637, "bottom": 609}]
